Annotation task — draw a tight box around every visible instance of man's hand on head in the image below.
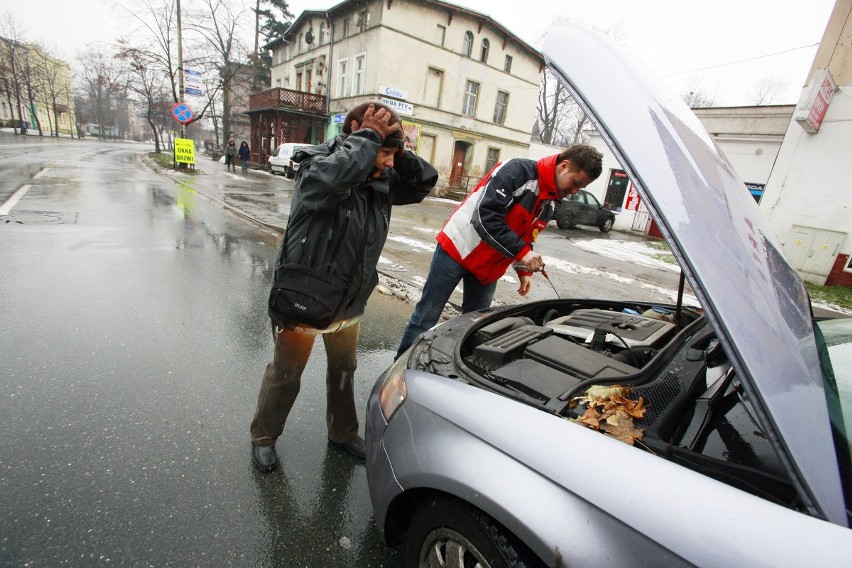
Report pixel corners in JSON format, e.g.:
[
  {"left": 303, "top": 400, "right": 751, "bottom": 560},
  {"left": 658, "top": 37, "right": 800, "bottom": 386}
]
[{"left": 351, "top": 104, "right": 402, "bottom": 141}]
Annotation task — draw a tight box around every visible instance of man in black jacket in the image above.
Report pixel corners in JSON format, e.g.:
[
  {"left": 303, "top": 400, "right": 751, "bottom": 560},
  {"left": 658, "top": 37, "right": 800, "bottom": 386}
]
[{"left": 250, "top": 102, "right": 438, "bottom": 471}]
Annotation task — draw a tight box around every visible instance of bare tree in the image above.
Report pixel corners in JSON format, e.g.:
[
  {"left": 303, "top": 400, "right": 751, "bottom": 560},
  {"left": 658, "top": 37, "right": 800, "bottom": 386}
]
[
  {"left": 31, "top": 43, "right": 74, "bottom": 137},
  {"left": 681, "top": 75, "right": 719, "bottom": 108},
  {"left": 749, "top": 77, "right": 786, "bottom": 106},
  {"left": 534, "top": 19, "right": 624, "bottom": 146},
  {"left": 117, "top": 43, "right": 173, "bottom": 152},
  {"left": 0, "top": 14, "right": 29, "bottom": 134},
  {"left": 77, "top": 46, "right": 127, "bottom": 139},
  {"left": 189, "top": 0, "right": 252, "bottom": 143}
]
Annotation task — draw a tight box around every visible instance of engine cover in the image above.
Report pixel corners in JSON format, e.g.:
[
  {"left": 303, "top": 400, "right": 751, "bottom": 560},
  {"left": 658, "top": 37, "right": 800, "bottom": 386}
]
[{"left": 546, "top": 309, "right": 675, "bottom": 348}]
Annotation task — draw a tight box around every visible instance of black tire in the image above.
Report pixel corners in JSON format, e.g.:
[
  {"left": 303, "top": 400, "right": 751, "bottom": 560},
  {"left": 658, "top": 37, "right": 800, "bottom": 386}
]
[
  {"left": 556, "top": 209, "right": 575, "bottom": 230},
  {"left": 284, "top": 166, "right": 294, "bottom": 179},
  {"left": 599, "top": 216, "right": 614, "bottom": 233},
  {"left": 405, "top": 496, "right": 543, "bottom": 568}
]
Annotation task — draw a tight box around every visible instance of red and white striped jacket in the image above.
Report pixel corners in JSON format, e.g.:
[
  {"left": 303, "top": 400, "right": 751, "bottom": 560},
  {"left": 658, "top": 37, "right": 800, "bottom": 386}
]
[{"left": 436, "top": 154, "right": 560, "bottom": 285}]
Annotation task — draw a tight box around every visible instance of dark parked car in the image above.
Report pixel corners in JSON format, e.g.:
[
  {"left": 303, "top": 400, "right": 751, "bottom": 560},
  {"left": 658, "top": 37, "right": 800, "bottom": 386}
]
[
  {"left": 554, "top": 189, "right": 616, "bottom": 232},
  {"left": 364, "top": 23, "right": 852, "bottom": 568}
]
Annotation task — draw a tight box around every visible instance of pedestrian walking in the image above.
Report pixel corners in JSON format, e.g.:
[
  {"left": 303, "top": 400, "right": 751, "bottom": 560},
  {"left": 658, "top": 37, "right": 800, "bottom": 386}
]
[
  {"left": 250, "top": 101, "right": 439, "bottom": 472},
  {"left": 225, "top": 139, "right": 236, "bottom": 172},
  {"left": 238, "top": 141, "right": 250, "bottom": 173},
  {"left": 396, "top": 144, "right": 603, "bottom": 359}
]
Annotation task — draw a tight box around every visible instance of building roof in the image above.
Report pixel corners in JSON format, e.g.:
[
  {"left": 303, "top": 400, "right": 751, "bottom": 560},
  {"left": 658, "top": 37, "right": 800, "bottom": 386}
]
[{"left": 263, "top": 0, "right": 542, "bottom": 63}]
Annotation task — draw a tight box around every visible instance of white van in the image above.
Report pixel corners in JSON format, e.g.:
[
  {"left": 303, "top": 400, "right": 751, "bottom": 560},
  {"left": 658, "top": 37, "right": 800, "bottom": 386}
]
[{"left": 268, "top": 142, "right": 308, "bottom": 179}]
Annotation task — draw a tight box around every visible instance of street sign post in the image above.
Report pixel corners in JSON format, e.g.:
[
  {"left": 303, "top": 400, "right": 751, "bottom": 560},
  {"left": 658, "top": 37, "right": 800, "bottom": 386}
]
[
  {"left": 184, "top": 69, "right": 203, "bottom": 97},
  {"left": 174, "top": 138, "right": 195, "bottom": 165},
  {"left": 171, "top": 102, "right": 194, "bottom": 124}
]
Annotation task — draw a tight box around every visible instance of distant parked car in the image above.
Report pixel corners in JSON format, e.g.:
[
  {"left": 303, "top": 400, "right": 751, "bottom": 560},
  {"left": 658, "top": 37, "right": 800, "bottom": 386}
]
[
  {"left": 268, "top": 142, "right": 307, "bottom": 178},
  {"left": 554, "top": 189, "right": 617, "bottom": 232}
]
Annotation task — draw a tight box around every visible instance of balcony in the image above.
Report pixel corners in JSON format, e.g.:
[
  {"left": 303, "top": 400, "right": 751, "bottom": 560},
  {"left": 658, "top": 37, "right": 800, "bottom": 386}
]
[{"left": 249, "top": 87, "right": 326, "bottom": 114}]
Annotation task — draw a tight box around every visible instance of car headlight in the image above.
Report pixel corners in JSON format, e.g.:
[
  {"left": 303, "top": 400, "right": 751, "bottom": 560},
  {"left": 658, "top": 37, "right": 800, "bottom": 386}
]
[{"left": 379, "top": 351, "right": 409, "bottom": 421}]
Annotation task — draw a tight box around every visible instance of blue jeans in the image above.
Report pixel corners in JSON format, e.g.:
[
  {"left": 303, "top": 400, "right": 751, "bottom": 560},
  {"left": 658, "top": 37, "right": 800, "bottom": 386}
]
[{"left": 396, "top": 245, "right": 497, "bottom": 359}]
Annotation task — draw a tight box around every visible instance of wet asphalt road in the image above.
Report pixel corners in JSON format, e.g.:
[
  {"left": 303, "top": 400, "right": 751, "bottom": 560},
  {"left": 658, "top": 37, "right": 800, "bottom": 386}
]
[{"left": 0, "top": 136, "right": 408, "bottom": 566}]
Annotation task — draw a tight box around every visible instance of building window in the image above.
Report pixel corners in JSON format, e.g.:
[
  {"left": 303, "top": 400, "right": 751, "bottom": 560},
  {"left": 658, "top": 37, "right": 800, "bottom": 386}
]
[
  {"left": 504, "top": 55, "right": 513, "bottom": 73},
  {"left": 319, "top": 22, "right": 326, "bottom": 44},
  {"left": 436, "top": 24, "right": 446, "bottom": 46},
  {"left": 462, "top": 80, "right": 479, "bottom": 116},
  {"left": 337, "top": 59, "right": 348, "bottom": 98},
  {"left": 298, "top": 33, "right": 304, "bottom": 52},
  {"left": 343, "top": 18, "right": 350, "bottom": 38},
  {"left": 296, "top": 72, "right": 303, "bottom": 92},
  {"left": 462, "top": 31, "right": 473, "bottom": 57},
  {"left": 480, "top": 38, "right": 490, "bottom": 63},
  {"left": 357, "top": 10, "right": 369, "bottom": 32},
  {"left": 276, "top": 48, "right": 283, "bottom": 65},
  {"left": 493, "top": 90, "right": 509, "bottom": 124},
  {"left": 354, "top": 53, "right": 366, "bottom": 95},
  {"left": 486, "top": 148, "right": 500, "bottom": 173}
]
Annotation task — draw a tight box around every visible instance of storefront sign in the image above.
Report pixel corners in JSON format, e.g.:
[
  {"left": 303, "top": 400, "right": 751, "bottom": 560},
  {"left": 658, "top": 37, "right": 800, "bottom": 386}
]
[
  {"left": 794, "top": 68, "right": 836, "bottom": 134},
  {"left": 379, "top": 85, "right": 408, "bottom": 100},
  {"left": 402, "top": 121, "right": 421, "bottom": 152},
  {"left": 380, "top": 97, "right": 413, "bottom": 116},
  {"left": 174, "top": 138, "right": 195, "bottom": 164},
  {"left": 625, "top": 184, "right": 641, "bottom": 211}
]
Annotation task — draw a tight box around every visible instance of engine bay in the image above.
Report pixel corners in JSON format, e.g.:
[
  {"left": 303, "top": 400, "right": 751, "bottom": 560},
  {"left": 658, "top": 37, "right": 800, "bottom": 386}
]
[{"left": 461, "top": 307, "right": 689, "bottom": 408}]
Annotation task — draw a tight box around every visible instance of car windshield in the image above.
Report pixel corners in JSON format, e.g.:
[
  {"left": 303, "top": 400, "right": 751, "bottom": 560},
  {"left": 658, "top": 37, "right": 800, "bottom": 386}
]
[{"left": 814, "top": 317, "right": 852, "bottom": 518}]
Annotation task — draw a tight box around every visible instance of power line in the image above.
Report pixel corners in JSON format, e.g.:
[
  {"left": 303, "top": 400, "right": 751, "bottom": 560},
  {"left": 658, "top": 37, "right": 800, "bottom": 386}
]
[{"left": 664, "top": 43, "right": 820, "bottom": 76}]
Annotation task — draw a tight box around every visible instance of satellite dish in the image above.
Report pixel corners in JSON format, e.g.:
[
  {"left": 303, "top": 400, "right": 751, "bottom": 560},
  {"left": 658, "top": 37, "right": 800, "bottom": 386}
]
[{"left": 305, "top": 29, "right": 314, "bottom": 45}]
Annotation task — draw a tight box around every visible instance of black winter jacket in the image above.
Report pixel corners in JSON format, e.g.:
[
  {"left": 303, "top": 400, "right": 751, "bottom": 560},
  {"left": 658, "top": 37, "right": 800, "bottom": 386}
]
[{"left": 272, "top": 128, "right": 438, "bottom": 327}]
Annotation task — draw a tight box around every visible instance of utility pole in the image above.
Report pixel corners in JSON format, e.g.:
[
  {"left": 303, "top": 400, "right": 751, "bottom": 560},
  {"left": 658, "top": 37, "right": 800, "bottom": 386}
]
[{"left": 176, "top": 0, "right": 186, "bottom": 141}]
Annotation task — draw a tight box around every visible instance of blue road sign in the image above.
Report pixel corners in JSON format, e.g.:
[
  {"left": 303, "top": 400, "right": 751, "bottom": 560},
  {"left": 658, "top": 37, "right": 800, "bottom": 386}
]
[{"left": 171, "top": 102, "right": 194, "bottom": 124}]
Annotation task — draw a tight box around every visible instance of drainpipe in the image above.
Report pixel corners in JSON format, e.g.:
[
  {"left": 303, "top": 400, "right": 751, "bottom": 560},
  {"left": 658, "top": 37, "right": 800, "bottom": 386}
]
[{"left": 325, "top": 11, "right": 334, "bottom": 139}]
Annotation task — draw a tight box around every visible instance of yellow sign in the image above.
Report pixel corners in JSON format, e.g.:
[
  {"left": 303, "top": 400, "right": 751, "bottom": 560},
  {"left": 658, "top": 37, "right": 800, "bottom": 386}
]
[{"left": 174, "top": 138, "right": 195, "bottom": 164}]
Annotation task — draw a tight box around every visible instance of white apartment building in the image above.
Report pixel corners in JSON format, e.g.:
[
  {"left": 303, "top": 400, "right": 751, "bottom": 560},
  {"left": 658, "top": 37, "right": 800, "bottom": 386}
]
[
  {"left": 254, "top": 0, "right": 544, "bottom": 191},
  {"left": 760, "top": 0, "right": 852, "bottom": 288}
]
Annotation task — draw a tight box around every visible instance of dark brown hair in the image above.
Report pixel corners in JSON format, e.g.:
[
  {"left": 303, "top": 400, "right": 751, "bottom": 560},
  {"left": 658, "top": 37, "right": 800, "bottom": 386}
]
[
  {"left": 342, "top": 101, "right": 404, "bottom": 148},
  {"left": 558, "top": 144, "right": 603, "bottom": 180}
]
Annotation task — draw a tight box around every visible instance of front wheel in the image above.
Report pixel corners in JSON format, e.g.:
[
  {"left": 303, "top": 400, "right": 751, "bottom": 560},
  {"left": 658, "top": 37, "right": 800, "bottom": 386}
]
[
  {"left": 405, "top": 496, "right": 542, "bottom": 568},
  {"left": 599, "top": 216, "right": 614, "bottom": 233},
  {"left": 284, "top": 166, "right": 294, "bottom": 179}
]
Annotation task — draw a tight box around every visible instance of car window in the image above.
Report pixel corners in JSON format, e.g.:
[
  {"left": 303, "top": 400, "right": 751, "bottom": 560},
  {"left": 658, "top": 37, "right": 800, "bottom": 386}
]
[
  {"left": 587, "top": 193, "right": 601, "bottom": 207},
  {"left": 814, "top": 317, "right": 852, "bottom": 513}
]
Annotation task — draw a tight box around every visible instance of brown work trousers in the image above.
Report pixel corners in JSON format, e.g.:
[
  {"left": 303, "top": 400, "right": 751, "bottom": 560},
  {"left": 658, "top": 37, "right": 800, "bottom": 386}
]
[{"left": 250, "top": 321, "right": 360, "bottom": 447}]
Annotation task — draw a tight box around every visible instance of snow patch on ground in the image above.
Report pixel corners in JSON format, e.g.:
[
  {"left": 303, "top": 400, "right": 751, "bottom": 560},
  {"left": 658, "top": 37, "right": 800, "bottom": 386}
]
[
  {"left": 378, "top": 256, "right": 406, "bottom": 272},
  {"left": 427, "top": 197, "right": 463, "bottom": 206},
  {"left": 572, "top": 239, "right": 679, "bottom": 272},
  {"left": 386, "top": 235, "right": 435, "bottom": 252},
  {"left": 541, "top": 254, "right": 634, "bottom": 284}
]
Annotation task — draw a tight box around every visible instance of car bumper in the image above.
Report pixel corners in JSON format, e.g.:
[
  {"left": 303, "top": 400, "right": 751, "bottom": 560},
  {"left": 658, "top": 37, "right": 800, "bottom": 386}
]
[{"left": 365, "top": 372, "right": 404, "bottom": 544}]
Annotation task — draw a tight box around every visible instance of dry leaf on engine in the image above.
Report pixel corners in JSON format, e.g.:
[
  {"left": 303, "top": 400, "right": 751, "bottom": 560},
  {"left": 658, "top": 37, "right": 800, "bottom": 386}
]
[
  {"left": 584, "top": 384, "right": 624, "bottom": 400},
  {"left": 570, "top": 385, "right": 647, "bottom": 446}
]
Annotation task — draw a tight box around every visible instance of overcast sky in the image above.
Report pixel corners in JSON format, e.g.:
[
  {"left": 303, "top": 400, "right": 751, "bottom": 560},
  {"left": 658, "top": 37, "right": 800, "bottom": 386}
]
[{"left": 6, "top": 0, "right": 838, "bottom": 106}]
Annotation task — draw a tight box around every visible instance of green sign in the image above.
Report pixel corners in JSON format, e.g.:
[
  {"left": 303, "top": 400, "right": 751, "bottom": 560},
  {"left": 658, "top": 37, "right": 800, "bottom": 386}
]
[{"left": 174, "top": 138, "right": 195, "bottom": 164}]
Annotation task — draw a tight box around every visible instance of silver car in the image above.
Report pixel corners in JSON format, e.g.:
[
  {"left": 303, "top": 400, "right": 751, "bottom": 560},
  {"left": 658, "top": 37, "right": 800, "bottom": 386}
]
[{"left": 365, "top": 24, "right": 852, "bottom": 568}]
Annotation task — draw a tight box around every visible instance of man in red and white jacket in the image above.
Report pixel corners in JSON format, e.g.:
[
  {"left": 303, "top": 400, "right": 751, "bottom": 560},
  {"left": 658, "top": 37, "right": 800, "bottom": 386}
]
[{"left": 396, "top": 144, "right": 603, "bottom": 358}]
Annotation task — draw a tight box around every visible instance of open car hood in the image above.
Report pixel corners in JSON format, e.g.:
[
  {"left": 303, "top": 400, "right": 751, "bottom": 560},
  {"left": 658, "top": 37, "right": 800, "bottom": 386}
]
[{"left": 543, "top": 25, "right": 845, "bottom": 524}]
